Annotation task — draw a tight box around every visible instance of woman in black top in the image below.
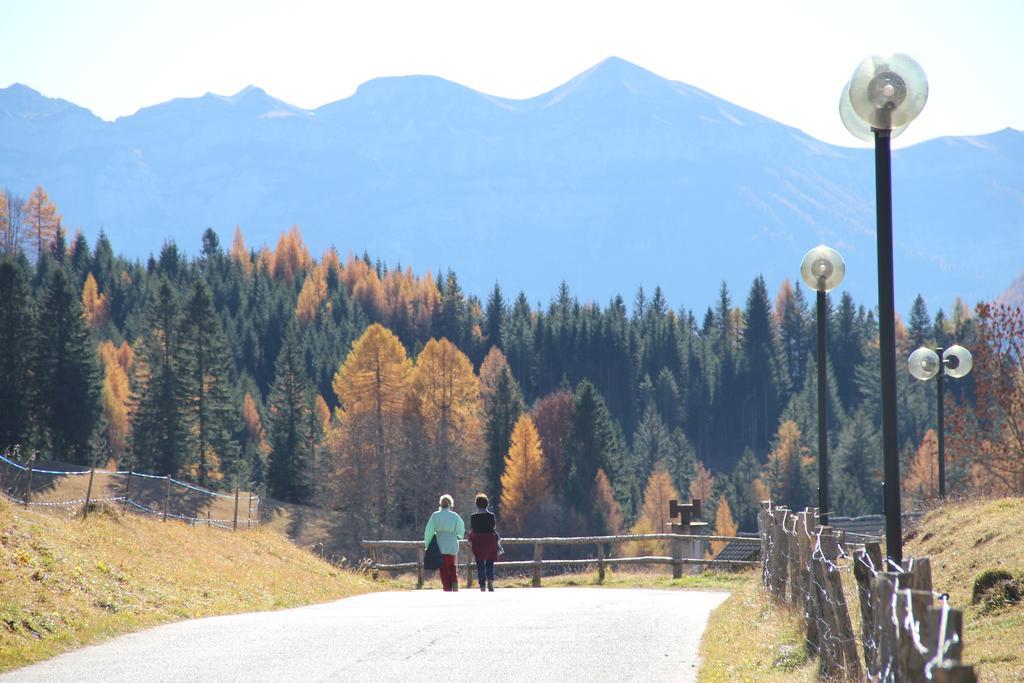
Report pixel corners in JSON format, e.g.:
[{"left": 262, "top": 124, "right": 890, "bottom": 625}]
[{"left": 468, "top": 493, "right": 500, "bottom": 591}]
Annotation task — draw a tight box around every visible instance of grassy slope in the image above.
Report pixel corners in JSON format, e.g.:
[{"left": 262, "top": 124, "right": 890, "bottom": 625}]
[
  {"left": 0, "top": 498, "right": 385, "bottom": 672},
  {"left": 698, "top": 497, "right": 1024, "bottom": 682}
]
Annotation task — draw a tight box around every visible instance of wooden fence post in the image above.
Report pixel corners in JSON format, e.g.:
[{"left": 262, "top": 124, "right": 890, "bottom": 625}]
[
  {"left": 122, "top": 466, "right": 133, "bottom": 513},
  {"left": 416, "top": 545, "right": 425, "bottom": 589},
  {"left": 532, "top": 543, "right": 543, "bottom": 587},
  {"left": 924, "top": 605, "right": 963, "bottom": 669},
  {"left": 24, "top": 457, "right": 34, "bottom": 508},
  {"left": 671, "top": 533, "right": 684, "bottom": 579},
  {"left": 769, "top": 507, "right": 790, "bottom": 601},
  {"left": 873, "top": 572, "right": 900, "bottom": 680},
  {"left": 370, "top": 545, "right": 379, "bottom": 581},
  {"left": 854, "top": 541, "right": 883, "bottom": 677},
  {"left": 464, "top": 548, "right": 472, "bottom": 589},
  {"left": 232, "top": 484, "right": 240, "bottom": 531},
  {"left": 82, "top": 466, "right": 96, "bottom": 519},
  {"left": 809, "top": 526, "right": 861, "bottom": 680},
  {"left": 786, "top": 514, "right": 800, "bottom": 608},
  {"left": 796, "top": 510, "right": 818, "bottom": 653},
  {"left": 758, "top": 501, "right": 771, "bottom": 588},
  {"left": 247, "top": 490, "right": 253, "bottom": 529},
  {"left": 896, "top": 557, "right": 934, "bottom": 682},
  {"left": 597, "top": 542, "right": 606, "bottom": 584},
  {"left": 162, "top": 475, "right": 170, "bottom": 522}
]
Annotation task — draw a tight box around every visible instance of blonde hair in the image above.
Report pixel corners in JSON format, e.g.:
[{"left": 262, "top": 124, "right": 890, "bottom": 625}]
[{"left": 439, "top": 494, "right": 454, "bottom": 508}]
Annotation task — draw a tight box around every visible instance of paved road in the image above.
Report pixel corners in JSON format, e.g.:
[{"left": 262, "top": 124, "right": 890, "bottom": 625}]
[{"left": 3, "top": 588, "right": 728, "bottom": 682}]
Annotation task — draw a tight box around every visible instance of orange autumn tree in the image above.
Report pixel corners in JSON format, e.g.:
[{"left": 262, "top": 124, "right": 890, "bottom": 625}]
[
  {"left": 710, "top": 498, "right": 738, "bottom": 556},
  {"left": 97, "top": 341, "right": 133, "bottom": 463},
  {"left": 629, "top": 463, "right": 680, "bottom": 556},
  {"left": 241, "top": 391, "right": 269, "bottom": 457},
  {"left": 229, "top": 226, "right": 252, "bottom": 278},
  {"left": 592, "top": 467, "right": 623, "bottom": 535},
  {"left": 406, "top": 337, "right": 485, "bottom": 515},
  {"left": 904, "top": 429, "right": 939, "bottom": 507},
  {"left": 764, "top": 420, "right": 806, "bottom": 508},
  {"left": 330, "top": 323, "right": 411, "bottom": 533},
  {"left": 269, "top": 226, "right": 310, "bottom": 282},
  {"left": 82, "top": 273, "right": 108, "bottom": 328},
  {"left": 689, "top": 460, "right": 715, "bottom": 503},
  {"left": 23, "top": 185, "right": 59, "bottom": 262},
  {"left": 295, "top": 264, "right": 328, "bottom": 325},
  {"left": 499, "top": 415, "right": 550, "bottom": 533}
]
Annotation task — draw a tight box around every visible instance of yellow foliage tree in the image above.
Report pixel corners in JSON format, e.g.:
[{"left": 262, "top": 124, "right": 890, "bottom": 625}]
[
  {"left": 330, "top": 323, "right": 412, "bottom": 532},
  {"left": 710, "top": 498, "right": 738, "bottom": 556},
  {"left": 764, "top": 420, "right": 805, "bottom": 506},
  {"left": 270, "top": 225, "right": 310, "bottom": 282},
  {"left": 499, "top": 415, "right": 550, "bottom": 533},
  {"left": 24, "top": 185, "right": 59, "bottom": 261},
  {"left": 478, "top": 346, "right": 512, "bottom": 402},
  {"left": 407, "top": 337, "right": 485, "bottom": 513},
  {"left": 592, "top": 467, "right": 623, "bottom": 535},
  {"left": 295, "top": 264, "right": 327, "bottom": 325},
  {"left": 904, "top": 429, "right": 939, "bottom": 507},
  {"left": 229, "top": 226, "right": 252, "bottom": 278},
  {"left": 689, "top": 460, "right": 715, "bottom": 503},
  {"left": 241, "top": 392, "right": 269, "bottom": 456},
  {"left": 98, "top": 341, "right": 132, "bottom": 462},
  {"left": 629, "top": 463, "right": 680, "bottom": 556},
  {"left": 82, "top": 273, "right": 108, "bottom": 328}
]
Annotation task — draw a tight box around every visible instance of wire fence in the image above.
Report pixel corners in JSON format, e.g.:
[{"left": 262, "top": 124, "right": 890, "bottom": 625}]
[
  {"left": 0, "top": 451, "right": 260, "bottom": 531},
  {"left": 759, "top": 501, "right": 976, "bottom": 682}
]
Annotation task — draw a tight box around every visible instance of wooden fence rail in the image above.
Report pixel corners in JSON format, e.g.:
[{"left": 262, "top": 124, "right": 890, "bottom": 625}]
[
  {"left": 759, "top": 500, "right": 976, "bottom": 682},
  {"left": 361, "top": 532, "right": 760, "bottom": 589}
]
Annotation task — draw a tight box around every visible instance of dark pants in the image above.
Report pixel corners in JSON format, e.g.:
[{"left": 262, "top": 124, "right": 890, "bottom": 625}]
[
  {"left": 440, "top": 555, "right": 458, "bottom": 591},
  {"left": 476, "top": 560, "right": 494, "bottom": 583}
]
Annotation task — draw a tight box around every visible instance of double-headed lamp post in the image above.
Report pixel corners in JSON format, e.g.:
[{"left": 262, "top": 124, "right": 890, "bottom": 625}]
[
  {"left": 908, "top": 344, "right": 973, "bottom": 498},
  {"left": 800, "top": 246, "right": 845, "bottom": 526},
  {"left": 840, "top": 54, "right": 928, "bottom": 566}
]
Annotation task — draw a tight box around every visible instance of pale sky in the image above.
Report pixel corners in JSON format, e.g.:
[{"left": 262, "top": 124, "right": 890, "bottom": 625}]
[{"left": 1, "top": 0, "right": 1021, "bottom": 148}]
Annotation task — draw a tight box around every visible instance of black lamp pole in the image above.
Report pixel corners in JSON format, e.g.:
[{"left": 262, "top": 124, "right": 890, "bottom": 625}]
[
  {"left": 936, "top": 347, "right": 946, "bottom": 499},
  {"left": 816, "top": 289, "right": 829, "bottom": 525},
  {"left": 874, "top": 128, "right": 903, "bottom": 566}
]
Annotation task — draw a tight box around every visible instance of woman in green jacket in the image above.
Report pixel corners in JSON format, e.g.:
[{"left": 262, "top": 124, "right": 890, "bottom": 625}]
[{"left": 424, "top": 494, "right": 466, "bottom": 591}]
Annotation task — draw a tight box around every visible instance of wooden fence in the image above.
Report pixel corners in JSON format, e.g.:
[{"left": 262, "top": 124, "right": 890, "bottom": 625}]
[
  {"left": 361, "top": 532, "right": 759, "bottom": 589},
  {"left": 759, "top": 501, "right": 976, "bottom": 682}
]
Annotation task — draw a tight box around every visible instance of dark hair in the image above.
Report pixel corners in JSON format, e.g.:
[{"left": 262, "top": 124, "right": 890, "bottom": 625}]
[{"left": 475, "top": 493, "right": 489, "bottom": 509}]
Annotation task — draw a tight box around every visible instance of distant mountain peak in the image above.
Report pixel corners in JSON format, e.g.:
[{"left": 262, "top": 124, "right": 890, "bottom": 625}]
[{"left": 0, "top": 82, "right": 95, "bottom": 119}]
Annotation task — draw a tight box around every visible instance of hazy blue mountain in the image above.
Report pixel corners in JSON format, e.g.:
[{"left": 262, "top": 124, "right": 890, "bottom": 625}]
[{"left": 2, "top": 57, "right": 1021, "bottom": 312}]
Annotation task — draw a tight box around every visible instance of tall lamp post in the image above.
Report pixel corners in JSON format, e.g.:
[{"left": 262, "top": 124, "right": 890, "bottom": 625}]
[
  {"left": 908, "top": 344, "right": 972, "bottom": 498},
  {"left": 840, "top": 54, "right": 928, "bottom": 565},
  {"left": 800, "top": 245, "right": 845, "bottom": 525}
]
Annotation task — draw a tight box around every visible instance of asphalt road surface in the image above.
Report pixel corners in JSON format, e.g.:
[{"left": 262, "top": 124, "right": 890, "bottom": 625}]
[{"left": 3, "top": 587, "right": 729, "bottom": 682}]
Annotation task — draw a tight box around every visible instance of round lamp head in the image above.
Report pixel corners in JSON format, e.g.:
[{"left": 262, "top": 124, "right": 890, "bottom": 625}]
[
  {"left": 943, "top": 345, "right": 973, "bottom": 378},
  {"left": 848, "top": 54, "right": 928, "bottom": 130},
  {"left": 908, "top": 347, "right": 940, "bottom": 381},
  {"left": 800, "top": 245, "right": 846, "bottom": 292},
  {"left": 840, "top": 81, "right": 907, "bottom": 142}
]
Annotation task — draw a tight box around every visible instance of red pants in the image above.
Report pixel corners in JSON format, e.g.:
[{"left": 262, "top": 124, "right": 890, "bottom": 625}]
[{"left": 440, "top": 554, "right": 458, "bottom": 591}]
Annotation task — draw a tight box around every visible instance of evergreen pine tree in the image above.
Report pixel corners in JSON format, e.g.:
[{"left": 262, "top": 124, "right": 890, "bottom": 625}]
[
  {"left": 0, "top": 255, "right": 34, "bottom": 451},
  {"left": 484, "top": 365, "right": 524, "bottom": 509},
  {"left": 33, "top": 268, "right": 100, "bottom": 463},
  {"left": 267, "top": 323, "right": 313, "bottom": 502},
  {"left": 831, "top": 407, "right": 882, "bottom": 516},
  {"left": 132, "top": 278, "right": 193, "bottom": 475},
  {"left": 182, "top": 280, "right": 240, "bottom": 486}
]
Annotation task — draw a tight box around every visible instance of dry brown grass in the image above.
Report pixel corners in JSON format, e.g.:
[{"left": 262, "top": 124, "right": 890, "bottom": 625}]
[
  {"left": 0, "top": 497, "right": 385, "bottom": 672},
  {"left": 698, "top": 496, "right": 1024, "bottom": 682},
  {"left": 905, "top": 496, "right": 1024, "bottom": 682}
]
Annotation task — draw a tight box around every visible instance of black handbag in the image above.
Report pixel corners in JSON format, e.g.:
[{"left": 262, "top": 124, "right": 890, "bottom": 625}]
[{"left": 423, "top": 535, "right": 442, "bottom": 571}]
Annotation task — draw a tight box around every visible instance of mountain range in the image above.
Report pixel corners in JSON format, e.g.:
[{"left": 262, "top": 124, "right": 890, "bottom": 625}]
[{"left": 1, "top": 57, "right": 1022, "bottom": 313}]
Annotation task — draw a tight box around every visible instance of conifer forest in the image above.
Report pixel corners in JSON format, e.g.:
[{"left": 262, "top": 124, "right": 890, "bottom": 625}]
[{"left": 3, "top": 185, "right": 1024, "bottom": 553}]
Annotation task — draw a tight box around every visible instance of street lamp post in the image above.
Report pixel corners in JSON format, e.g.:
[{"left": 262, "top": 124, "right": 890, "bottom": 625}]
[
  {"left": 800, "top": 246, "right": 846, "bottom": 525},
  {"left": 908, "top": 344, "right": 973, "bottom": 498},
  {"left": 840, "top": 54, "right": 928, "bottom": 566}
]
